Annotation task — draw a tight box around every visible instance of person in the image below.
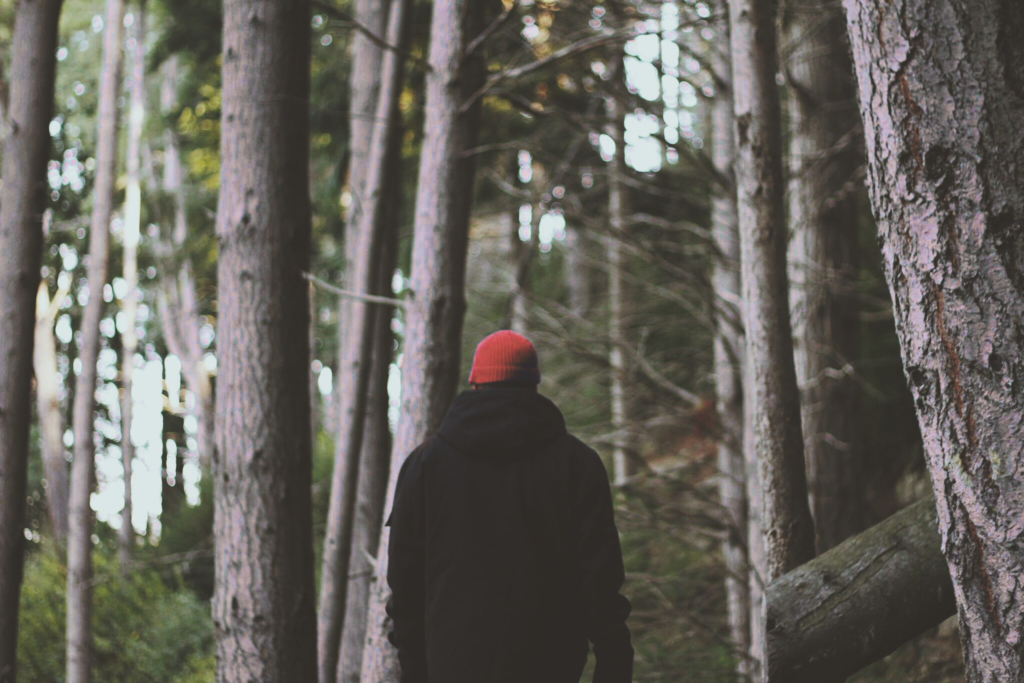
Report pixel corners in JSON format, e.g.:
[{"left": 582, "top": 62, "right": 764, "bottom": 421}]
[{"left": 385, "top": 330, "right": 634, "bottom": 683}]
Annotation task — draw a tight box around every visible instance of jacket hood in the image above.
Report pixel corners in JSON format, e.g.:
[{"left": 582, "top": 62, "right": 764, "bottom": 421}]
[{"left": 437, "top": 387, "right": 567, "bottom": 461}]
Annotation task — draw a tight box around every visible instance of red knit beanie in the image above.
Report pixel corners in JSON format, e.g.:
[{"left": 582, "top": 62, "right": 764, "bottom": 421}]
[{"left": 468, "top": 330, "right": 541, "bottom": 385}]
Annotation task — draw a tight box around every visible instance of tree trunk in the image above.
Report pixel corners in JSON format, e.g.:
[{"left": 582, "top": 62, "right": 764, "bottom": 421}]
[
  {"left": 564, "top": 225, "right": 591, "bottom": 317},
  {"left": 118, "top": 0, "right": 146, "bottom": 569},
  {"left": 359, "top": 2, "right": 489, "bottom": 679},
  {"left": 605, "top": 94, "right": 634, "bottom": 486},
  {"left": 842, "top": 0, "right": 1024, "bottom": 679},
  {"left": 508, "top": 203, "right": 539, "bottom": 335},
  {"left": 784, "top": 0, "right": 865, "bottom": 554},
  {"left": 160, "top": 414, "right": 187, "bottom": 519},
  {"left": 345, "top": 0, "right": 388, "bottom": 222},
  {"left": 337, "top": 197, "right": 400, "bottom": 683},
  {"left": 744, "top": 334, "right": 767, "bottom": 680},
  {"left": 0, "top": 1, "right": 62, "bottom": 673},
  {"left": 35, "top": 277, "right": 70, "bottom": 544},
  {"left": 332, "top": 0, "right": 388, "bottom": 430},
  {"left": 67, "top": 1, "right": 124, "bottom": 679},
  {"left": 319, "top": 1, "right": 410, "bottom": 680},
  {"left": 507, "top": 130, "right": 589, "bottom": 335},
  {"left": 212, "top": 0, "right": 317, "bottom": 680},
  {"left": 159, "top": 56, "right": 214, "bottom": 472},
  {"left": 766, "top": 497, "right": 956, "bottom": 682},
  {"left": 0, "top": 57, "right": 8, "bottom": 154},
  {"left": 711, "top": 0, "right": 750, "bottom": 673},
  {"left": 730, "top": 4, "right": 816, "bottom": 676},
  {"left": 310, "top": 282, "right": 318, "bottom": 444},
  {"left": 729, "top": 0, "right": 815, "bottom": 584}
]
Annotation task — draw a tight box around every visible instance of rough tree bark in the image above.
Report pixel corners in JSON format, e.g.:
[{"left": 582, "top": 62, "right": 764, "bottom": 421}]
[
  {"left": 729, "top": 0, "right": 815, "bottom": 578},
  {"left": 67, "top": 1, "right": 124, "bottom": 680},
  {"left": 212, "top": 0, "right": 317, "bottom": 680},
  {"left": 319, "top": 0, "right": 410, "bottom": 679},
  {"left": 118, "top": 0, "right": 146, "bottom": 569},
  {"left": 359, "top": 1, "right": 489, "bottom": 680},
  {"left": 710, "top": 0, "right": 750, "bottom": 672},
  {"left": 158, "top": 56, "right": 214, "bottom": 472},
  {"left": 766, "top": 497, "right": 956, "bottom": 682},
  {"left": 784, "top": 0, "right": 865, "bottom": 554},
  {"left": 843, "top": 0, "right": 1024, "bottom": 679},
  {"left": 605, "top": 93, "right": 634, "bottom": 486},
  {"left": 0, "top": 1, "right": 63, "bottom": 677},
  {"left": 35, "top": 276, "right": 71, "bottom": 545}
]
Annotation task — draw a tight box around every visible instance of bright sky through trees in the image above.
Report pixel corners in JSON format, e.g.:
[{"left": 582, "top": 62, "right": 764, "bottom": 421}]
[{"left": 81, "top": 1, "right": 701, "bottom": 532}]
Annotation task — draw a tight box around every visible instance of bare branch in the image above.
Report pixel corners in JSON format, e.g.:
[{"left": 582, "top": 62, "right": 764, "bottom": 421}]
[
  {"left": 460, "top": 29, "right": 636, "bottom": 113},
  {"left": 303, "top": 271, "right": 405, "bottom": 308},
  {"left": 311, "top": 0, "right": 431, "bottom": 72},
  {"left": 465, "top": 2, "right": 518, "bottom": 58}
]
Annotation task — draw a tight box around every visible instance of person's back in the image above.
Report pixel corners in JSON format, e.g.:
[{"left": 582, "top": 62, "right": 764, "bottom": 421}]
[{"left": 386, "top": 331, "right": 634, "bottom": 683}]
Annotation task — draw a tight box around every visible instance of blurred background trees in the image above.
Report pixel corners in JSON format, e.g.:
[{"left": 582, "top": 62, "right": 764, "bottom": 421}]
[{"left": 0, "top": 0, "right": 998, "bottom": 680}]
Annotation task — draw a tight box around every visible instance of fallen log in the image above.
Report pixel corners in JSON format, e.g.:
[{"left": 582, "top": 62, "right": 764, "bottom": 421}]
[{"left": 766, "top": 497, "right": 956, "bottom": 682}]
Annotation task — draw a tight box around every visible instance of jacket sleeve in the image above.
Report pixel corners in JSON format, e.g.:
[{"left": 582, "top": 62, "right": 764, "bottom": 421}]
[
  {"left": 385, "top": 447, "right": 428, "bottom": 683},
  {"left": 574, "top": 449, "right": 634, "bottom": 683}
]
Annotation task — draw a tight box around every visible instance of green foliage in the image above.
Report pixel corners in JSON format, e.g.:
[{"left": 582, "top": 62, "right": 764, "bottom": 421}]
[
  {"left": 617, "top": 485, "right": 739, "bottom": 683},
  {"left": 146, "top": 475, "right": 215, "bottom": 601},
  {"left": 17, "top": 544, "right": 214, "bottom": 682},
  {"left": 151, "top": 0, "right": 222, "bottom": 68}
]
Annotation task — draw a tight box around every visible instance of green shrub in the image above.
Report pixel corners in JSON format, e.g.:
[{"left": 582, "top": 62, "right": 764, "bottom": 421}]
[{"left": 17, "top": 543, "right": 214, "bottom": 682}]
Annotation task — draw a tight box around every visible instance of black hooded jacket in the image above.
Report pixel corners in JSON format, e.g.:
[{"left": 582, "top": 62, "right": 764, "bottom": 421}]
[{"left": 385, "top": 387, "right": 634, "bottom": 683}]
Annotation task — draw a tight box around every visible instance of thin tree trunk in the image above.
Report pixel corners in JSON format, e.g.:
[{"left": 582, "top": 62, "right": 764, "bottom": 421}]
[
  {"left": 159, "top": 56, "right": 214, "bottom": 472},
  {"left": 784, "top": 0, "right": 864, "bottom": 554},
  {"left": 345, "top": 0, "right": 388, "bottom": 223},
  {"left": 507, "top": 130, "right": 589, "bottom": 335},
  {"left": 159, "top": 415, "right": 186, "bottom": 519},
  {"left": 118, "top": 0, "right": 146, "bottom": 569},
  {"left": 319, "top": 0, "right": 388, "bottom": 664},
  {"left": 319, "top": 0, "right": 410, "bottom": 680},
  {"left": 730, "top": 2, "right": 816, "bottom": 673},
  {"left": 766, "top": 497, "right": 956, "bottom": 682},
  {"left": 310, "top": 282, "right": 318, "bottom": 446},
  {"left": 67, "top": 1, "right": 124, "bottom": 679},
  {"left": 319, "top": 0, "right": 388, "bottom": 663},
  {"left": 843, "top": 1, "right": 1024, "bottom": 679},
  {"left": 0, "top": 57, "right": 8, "bottom": 154},
  {"left": 744, "top": 334, "right": 766, "bottom": 680},
  {"left": 711, "top": 0, "right": 750, "bottom": 673},
  {"left": 35, "top": 276, "right": 71, "bottom": 545},
  {"left": 212, "top": 0, "right": 317, "bottom": 679},
  {"left": 564, "top": 225, "right": 591, "bottom": 317},
  {"left": 729, "top": 0, "right": 815, "bottom": 579},
  {"left": 337, "top": 198, "right": 400, "bottom": 683},
  {"left": 333, "top": 0, "right": 388, "bottom": 428},
  {"left": 360, "top": 1, "right": 489, "bottom": 679},
  {"left": 605, "top": 93, "right": 634, "bottom": 486},
  {"left": 508, "top": 203, "right": 540, "bottom": 335},
  {"left": 0, "top": 0, "right": 62, "bottom": 670}
]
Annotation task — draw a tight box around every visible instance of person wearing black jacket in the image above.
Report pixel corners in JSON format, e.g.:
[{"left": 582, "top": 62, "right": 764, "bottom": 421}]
[{"left": 386, "top": 330, "right": 634, "bottom": 683}]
